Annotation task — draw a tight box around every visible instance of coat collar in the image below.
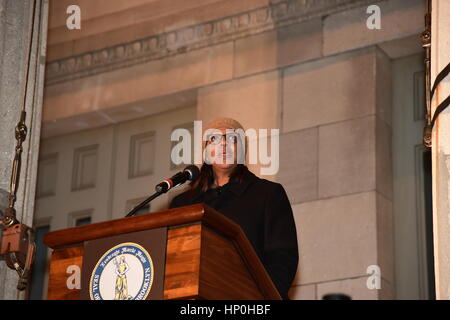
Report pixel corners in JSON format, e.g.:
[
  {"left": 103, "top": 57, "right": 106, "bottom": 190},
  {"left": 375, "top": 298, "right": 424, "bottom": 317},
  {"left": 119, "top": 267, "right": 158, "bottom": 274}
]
[
  {"left": 191, "top": 169, "right": 258, "bottom": 201},
  {"left": 227, "top": 170, "right": 258, "bottom": 197}
]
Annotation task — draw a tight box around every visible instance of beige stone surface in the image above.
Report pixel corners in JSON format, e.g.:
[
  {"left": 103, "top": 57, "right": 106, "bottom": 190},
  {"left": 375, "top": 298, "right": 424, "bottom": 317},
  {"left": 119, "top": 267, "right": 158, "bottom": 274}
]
[
  {"left": 47, "top": 0, "right": 269, "bottom": 61},
  {"left": 282, "top": 47, "right": 379, "bottom": 133},
  {"left": 41, "top": 111, "right": 113, "bottom": 139},
  {"left": 36, "top": 125, "right": 116, "bottom": 229},
  {"left": 376, "top": 193, "right": 394, "bottom": 286},
  {"left": 277, "top": 127, "right": 318, "bottom": 204},
  {"left": 317, "top": 276, "right": 379, "bottom": 300},
  {"left": 376, "top": 47, "right": 393, "bottom": 127},
  {"left": 379, "top": 278, "right": 395, "bottom": 300},
  {"left": 292, "top": 192, "right": 378, "bottom": 285},
  {"left": 234, "top": 19, "right": 322, "bottom": 78},
  {"left": 43, "top": 42, "right": 233, "bottom": 122},
  {"left": 378, "top": 34, "right": 423, "bottom": 59},
  {"left": 49, "top": 0, "right": 154, "bottom": 28},
  {"left": 289, "top": 284, "right": 316, "bottom": 300},
  {"left": 197, "top": 71, "right": 280, "bottom": 178},
  {"left": 318, "top": 116, "right": 376, "bottom": 199},
  {"left": 110, "top": 107, "right": 196, "bottom": 219},
  {"left": 42, "top": 89, "right": 197, "bottom": 138},
  {"left": 318, "top": 277, "right": 394, "bottom": 300},
  {"left": 376, "top": 116, "right": 393, "bottom": 200},
  {"left": 197, "top": 70, "right": 280, "bottom": 129},
  {"left": 323, "top": 0, "right": 425, "bottom": 56}
]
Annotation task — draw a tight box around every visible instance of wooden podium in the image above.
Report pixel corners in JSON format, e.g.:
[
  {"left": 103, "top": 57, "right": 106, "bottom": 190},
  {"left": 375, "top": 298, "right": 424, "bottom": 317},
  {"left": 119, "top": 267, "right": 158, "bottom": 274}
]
[{"left": 43, "top": 203, "right": 282, "bottom": 300}]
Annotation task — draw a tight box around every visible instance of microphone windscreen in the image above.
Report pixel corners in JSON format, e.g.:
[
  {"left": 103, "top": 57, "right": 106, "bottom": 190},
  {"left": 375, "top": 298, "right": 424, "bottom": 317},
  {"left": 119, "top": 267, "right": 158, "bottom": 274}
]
[{"left": 184, "top": 165, "right": 200, "bottom": 181}]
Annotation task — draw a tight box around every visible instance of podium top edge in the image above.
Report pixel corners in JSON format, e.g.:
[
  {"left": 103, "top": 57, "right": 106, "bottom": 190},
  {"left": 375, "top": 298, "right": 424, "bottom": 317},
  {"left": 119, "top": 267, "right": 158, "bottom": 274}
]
[{"left": 43, "top": 203, "right": 219, "bottom": 249}]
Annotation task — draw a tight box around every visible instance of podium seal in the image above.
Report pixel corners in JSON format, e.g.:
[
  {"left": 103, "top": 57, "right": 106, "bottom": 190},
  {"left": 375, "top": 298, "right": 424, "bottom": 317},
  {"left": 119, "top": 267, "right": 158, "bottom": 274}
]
[{"left": 89, "top": 242, "right": 154, "bottom": 300}]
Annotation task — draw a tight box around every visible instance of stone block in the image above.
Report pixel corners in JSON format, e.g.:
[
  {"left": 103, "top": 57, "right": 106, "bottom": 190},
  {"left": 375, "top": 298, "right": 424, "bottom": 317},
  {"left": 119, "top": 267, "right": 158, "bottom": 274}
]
[
  {"left": 198, "top": 71, "right": 280, "bottom": 130},
  {"left": 378, "top": 34, "right": 423, "bottom": 59},
  {"left": 234, "top": 19, "right": 322, "bottom": 77},
  {"left": 292, "top": 192, "right": 378, "bottom": 285},
  {"left": 282, "top": 48, "right": 378, "bottom": 133},
  {"left": 317, "top": 276, "right": 378, "bottom": 300},
  {"left": 317, "top": 276, "right": 394, "bottom": 300},
  {"left": 277, "top": 127, "right": 318, "bottom": 204},
  {"left": 379, "top": 278, "right": 395, "bottom": 300},
  {"left": 318, "top": 116, "right": 376, "bottom": 198},
  {"left": 376, "top": 116, "right": 393, "bottom": 200},
  {"left": 376, "top": 192, "right": 394, "bottom": 286},
  {"left": 376, "top": 47, "right": 393, "bottom": 128},
  {"left": 289, "top": 284, "right": 316, "bottom": 300},
  {"left": 323, "top": 0, "right": 426, "bottom": 56}
]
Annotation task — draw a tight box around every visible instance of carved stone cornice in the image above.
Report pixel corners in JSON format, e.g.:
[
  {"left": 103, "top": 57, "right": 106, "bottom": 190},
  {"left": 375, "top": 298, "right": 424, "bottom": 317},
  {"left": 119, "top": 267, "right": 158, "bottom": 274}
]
[{"left": 45, "top": 0, "right": 376, "bottom": 86}]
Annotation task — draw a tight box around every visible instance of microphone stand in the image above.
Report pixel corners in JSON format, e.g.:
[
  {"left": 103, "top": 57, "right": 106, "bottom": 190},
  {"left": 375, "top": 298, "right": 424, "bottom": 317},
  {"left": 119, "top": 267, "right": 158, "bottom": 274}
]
[
  {"left": 125, "top": 165, "right": 198, "bottom": 217},
  {"left": 125, "top": 190, "right": 163, "bottom": 217}
]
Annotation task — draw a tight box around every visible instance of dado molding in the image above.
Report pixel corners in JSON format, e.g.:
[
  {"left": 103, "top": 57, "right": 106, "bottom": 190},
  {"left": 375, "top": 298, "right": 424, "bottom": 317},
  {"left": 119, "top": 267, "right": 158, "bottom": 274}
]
[{"left": 46, "top": 0, "right": 375, "bottom": 85}]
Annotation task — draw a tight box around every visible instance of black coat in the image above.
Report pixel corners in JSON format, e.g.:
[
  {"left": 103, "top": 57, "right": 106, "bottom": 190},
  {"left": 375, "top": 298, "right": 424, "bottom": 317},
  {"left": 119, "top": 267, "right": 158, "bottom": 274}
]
[{"left": 169, "top": 169, "right": 299, "bottom": 299}]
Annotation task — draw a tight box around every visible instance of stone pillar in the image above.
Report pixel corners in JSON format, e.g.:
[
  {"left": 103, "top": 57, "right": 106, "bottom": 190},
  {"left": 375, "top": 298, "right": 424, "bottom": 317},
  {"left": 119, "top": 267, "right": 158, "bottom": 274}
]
[
  {"left": 430, "top": 0, "right": 450, "bottom": 300},
  {"left": 0, "top": 0, "right": 48, "bottom": 299}
]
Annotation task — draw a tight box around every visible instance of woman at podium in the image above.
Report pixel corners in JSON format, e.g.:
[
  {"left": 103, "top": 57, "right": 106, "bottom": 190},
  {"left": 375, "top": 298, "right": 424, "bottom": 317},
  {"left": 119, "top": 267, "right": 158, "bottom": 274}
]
[{"left": 169, "top": 117, "right": 299, "bottom": 300}]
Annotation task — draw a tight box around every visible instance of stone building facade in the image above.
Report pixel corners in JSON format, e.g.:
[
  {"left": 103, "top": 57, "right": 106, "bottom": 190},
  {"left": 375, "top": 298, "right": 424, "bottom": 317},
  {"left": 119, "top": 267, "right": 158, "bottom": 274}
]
[{"left": 6, "top": 0, "right": 449, "bottom": 300}]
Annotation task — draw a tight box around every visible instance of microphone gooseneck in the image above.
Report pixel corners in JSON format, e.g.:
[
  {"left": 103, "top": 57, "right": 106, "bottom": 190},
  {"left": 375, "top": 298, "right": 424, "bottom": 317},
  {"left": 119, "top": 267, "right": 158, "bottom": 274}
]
[{"left": 125, "top": 165, "right": 200, "bottom": 217}]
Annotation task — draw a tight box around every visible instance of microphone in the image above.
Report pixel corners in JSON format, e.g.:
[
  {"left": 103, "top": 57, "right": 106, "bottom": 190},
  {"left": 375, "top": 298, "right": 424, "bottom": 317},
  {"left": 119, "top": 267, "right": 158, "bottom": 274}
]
[
  {"left": 126, "top": 165, "right": 200, "bottom": 217},
  {"left": 155, "top": 165, "right": 200, "bottom": 193}
]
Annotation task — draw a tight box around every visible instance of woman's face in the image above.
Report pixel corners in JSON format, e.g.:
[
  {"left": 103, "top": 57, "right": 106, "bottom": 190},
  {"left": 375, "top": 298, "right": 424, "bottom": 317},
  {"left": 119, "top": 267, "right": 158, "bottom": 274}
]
[{"left": 205, "top": 127, "right": 238, "bottom": 171}]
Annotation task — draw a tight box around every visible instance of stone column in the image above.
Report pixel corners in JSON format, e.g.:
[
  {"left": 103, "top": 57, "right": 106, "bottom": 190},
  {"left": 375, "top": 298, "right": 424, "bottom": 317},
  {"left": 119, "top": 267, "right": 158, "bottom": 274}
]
[
  {"left": 0, "top": 0, "right": 48, "bottom": 299},
  {"left": 430, "top": 0, "right": 450, "bottom": 300}
]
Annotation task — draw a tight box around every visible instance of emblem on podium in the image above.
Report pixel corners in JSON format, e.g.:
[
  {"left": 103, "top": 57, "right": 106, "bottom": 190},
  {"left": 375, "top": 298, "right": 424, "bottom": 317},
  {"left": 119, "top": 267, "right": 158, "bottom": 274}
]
[{"left": 89, "top": 242, "right": 154, "bottom": 300}]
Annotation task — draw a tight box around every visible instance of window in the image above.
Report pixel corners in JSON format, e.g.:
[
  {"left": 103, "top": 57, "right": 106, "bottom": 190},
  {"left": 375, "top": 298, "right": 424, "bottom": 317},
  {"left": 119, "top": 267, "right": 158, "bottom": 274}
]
[
  {"left": 75, "top": 216, "right": 91, "bottom": 227},
  {"left": 29, "top": 225, "right": 50, "bottom": 300}
]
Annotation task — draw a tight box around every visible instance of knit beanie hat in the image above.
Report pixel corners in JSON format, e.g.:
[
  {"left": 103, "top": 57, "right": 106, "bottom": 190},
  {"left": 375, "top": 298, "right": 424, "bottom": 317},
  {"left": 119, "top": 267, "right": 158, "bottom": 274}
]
[
  {"left": 202, "top": 117, "right": 247, "bottom": 164},
  {"left": 203, "top": 117, "right": 245, "bottom": 134}
]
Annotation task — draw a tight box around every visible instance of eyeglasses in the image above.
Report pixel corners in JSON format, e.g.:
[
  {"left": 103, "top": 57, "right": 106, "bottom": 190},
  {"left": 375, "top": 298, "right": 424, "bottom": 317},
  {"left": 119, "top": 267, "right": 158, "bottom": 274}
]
[{"left": 205, "top": 133, "right": 239, "bottom": 144}]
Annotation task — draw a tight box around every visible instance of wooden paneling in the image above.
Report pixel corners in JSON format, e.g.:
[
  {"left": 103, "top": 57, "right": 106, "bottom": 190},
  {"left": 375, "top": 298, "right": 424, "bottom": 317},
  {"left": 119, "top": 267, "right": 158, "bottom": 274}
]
[
  {"left": 164, "top": 225, "right": 201, "bottom": 299},
  {"left": 47, "top": 225, "right": 202, "bottom": 300},
  {"left": 44, "top": 204, "right": 205, "bottom": 248},
  {"left": 44, "top": 204, "right": 282, "bottom": 300},
  {"left": 47, "top": 246, "right": 83, "bottom": 300},
  {"left": 201, "top": 205, "right": 281, "bottom": 300},
  {"left": 199, "top": 226, "right": 263, "bottom": 299}
]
